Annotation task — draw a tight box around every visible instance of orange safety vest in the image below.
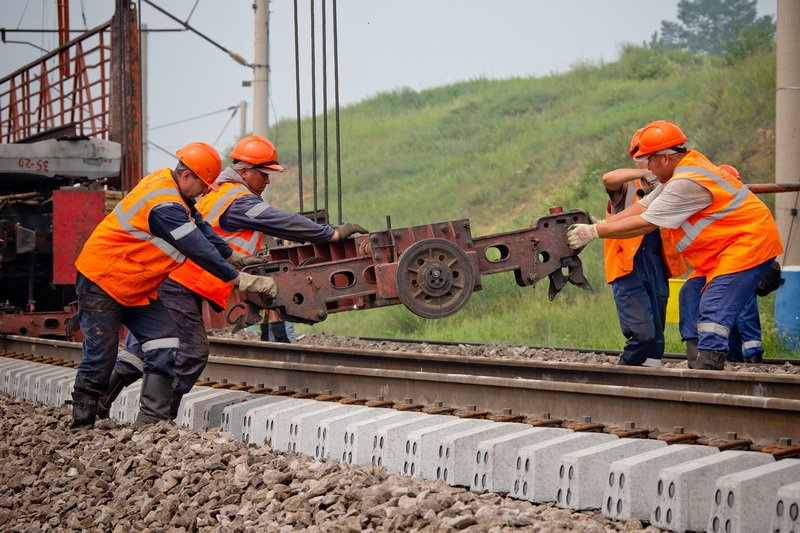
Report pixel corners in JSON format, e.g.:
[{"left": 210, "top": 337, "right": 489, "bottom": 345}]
[
  {"left": 75, "top": 168, "right": 190, "bottom": 306},
  {"left": 665, "top": 150, "right": 783, "bottom": 282},
  {"left": 169, "top": 182, "right": 264, "bottom": 309},
  {"left": 603, "top": 179, "right": 686, "bottom": 283}
]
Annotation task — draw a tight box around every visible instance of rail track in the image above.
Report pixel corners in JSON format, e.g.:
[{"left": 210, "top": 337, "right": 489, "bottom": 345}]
[{"left": 2, "top": 333, "right": 798, "bottom": 448}]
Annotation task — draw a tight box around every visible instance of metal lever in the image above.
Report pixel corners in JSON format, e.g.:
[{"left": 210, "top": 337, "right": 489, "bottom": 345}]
[
  {"left": 547, "top": 256, "right": 595, "bottom": 301},
  {"left": 225, "top": 301, "right": 265, "bottom": 333}
]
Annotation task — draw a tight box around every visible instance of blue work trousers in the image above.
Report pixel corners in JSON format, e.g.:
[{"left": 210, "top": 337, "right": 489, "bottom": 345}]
[
  {"left": 678, "top": 259, "right": 774, "bottom": 354},
  {"left": 260, "top": 321, "right": 297, "bottom": 343},
  {"left": 727, "top": 296, "right": 763, "bottom": 361},
  {"left": 73, "top": 273, "right": 179, "bottom": 397},
  {"left": 114, "top": 278, "right": 210, "bottom": 394},
  {"left": 611, "top": 232, "right": 669, "bottom": 365}
]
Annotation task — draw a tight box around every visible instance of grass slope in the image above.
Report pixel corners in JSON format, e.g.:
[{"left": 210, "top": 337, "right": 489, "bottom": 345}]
[{"left": 265, "top": 47, "right": 793, "bottom": 357}]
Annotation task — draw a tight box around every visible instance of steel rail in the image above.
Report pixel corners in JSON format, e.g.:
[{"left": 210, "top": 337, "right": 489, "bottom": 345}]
[
  {"left": 2, "top": 334, "right": 798, "bottom": 446},
  {"left": 355, "top": 336, "right": 800, "bottom": 367}
]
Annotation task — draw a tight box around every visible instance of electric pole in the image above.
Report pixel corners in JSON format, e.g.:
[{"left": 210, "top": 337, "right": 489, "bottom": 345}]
[{"left": 253, "top": 0, "right": 269, "bottom": 137}]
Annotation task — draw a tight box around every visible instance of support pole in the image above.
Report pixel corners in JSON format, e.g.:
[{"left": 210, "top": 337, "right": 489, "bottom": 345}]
[
  {"left": 774, "top": 0, "right": 800, "bottom": 347},
  {"left": 253, "top": 0, "right": 269, "bottom": 137}
]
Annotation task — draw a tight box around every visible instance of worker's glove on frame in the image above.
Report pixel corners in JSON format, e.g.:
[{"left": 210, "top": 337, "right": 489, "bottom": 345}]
[
  {"left": 236, "top": 272, "right": 278, "bottom": 298},
  {"left": 567, "top": 223, "right": 599, "bottom": 250},
  {"left": 643, "top": 172, "right": 659, "bottom": 188},
  {"left": 589, "top": 215, "right": 605, "bottom": 225},
  {"left": 227, "top": 251, "right": 270, "bottom": 269},
  {"left": 336, "top": 222, "right": 369, "bottom": 240}
]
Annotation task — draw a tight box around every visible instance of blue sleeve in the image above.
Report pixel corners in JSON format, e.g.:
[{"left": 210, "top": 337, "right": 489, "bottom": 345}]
[
  {"left": 218, "top": 195, "right": 336, "bottom": 243},
  {"left": 148, "top": 203, "right": 238, "bottom": 282}
]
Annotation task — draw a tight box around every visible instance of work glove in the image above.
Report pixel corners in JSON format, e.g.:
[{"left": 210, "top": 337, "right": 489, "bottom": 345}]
[
  {"left": 227, "top": 251, "right": 270, "bottom": 268},
  {"left": 336, "top": 222, "right": 369, "bottom": 240},
  {"left": 589, "top": 215, "right": 605, "bottom": 225},
  {"left": 643, "top": 172, "right": 659, "bottom": 187},
  {"left": 235, "top": 272, "right": 278, "bottom": 298},
  {"left": 566, "top": 223, "right": 599, "bottom": 250}
]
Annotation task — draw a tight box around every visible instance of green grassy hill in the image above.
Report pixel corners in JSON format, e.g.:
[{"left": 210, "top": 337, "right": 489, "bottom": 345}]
[{"left": 265, "top": 46, "right": 791, "bottom": 356}]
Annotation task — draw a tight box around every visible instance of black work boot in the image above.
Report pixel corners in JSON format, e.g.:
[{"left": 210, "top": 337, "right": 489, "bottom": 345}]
[
  {"left": 69, "top": 391, "right": 98, "bottom": 432},
  {"left": 135, "top": 372, "right": 173, "bottom": 426},
  {"left": 745, "top": 353, "right": 764, "bottom": 364},
  {"left": 695, "top": 349, "right": 726, "bottom": 371},
  {"left": 97, "top": 371, "right": 140, "bottom": 419},
  {"left": 169, "top": 391, "right": 184, "bottom": 421},
  {"left": 686, "top": 339, "right": 699, "bottom": 369}
]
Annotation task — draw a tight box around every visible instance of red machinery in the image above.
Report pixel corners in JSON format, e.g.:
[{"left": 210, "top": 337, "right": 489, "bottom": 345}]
[{"left": 0, "top": 0, "right": 141, "bottom": 337}]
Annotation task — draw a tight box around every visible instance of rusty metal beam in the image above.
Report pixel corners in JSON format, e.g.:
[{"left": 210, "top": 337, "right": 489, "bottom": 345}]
[
  {"left": 110, "top": 0, "right": 142, "bottom": 192},
  {"left": 231, "top": 210, "right": 594, "bottom": 326}
]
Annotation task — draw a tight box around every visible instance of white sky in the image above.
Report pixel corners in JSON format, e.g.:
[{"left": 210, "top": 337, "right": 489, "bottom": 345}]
[{"left": 0, "top": 0, "right": 777, "bottom": 172}]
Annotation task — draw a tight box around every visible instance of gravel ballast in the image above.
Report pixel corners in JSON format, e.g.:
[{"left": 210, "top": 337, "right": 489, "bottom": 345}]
[{"left": 0, "top": 394, "right": 665, "bottom": 532}]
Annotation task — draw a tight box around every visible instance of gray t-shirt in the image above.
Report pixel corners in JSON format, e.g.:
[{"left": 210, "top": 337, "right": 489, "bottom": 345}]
[{"left": 639, "top": 178, "right": 713, "bottom": 229}]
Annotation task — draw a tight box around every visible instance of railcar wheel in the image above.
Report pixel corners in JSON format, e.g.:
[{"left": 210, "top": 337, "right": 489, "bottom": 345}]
[{"left": 396, "top": 238, "right": 474, "bottom": 319}]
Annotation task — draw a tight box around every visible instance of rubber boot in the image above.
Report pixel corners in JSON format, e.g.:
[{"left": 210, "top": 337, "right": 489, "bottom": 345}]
[
  {"left": 745, "top": 353, "right": 764, "bottom": 364},
  {"left": 97, "top": 371, "right": 140, "bottom": 419},
  {"left": 135, "top": 372, "right": 173, "bottom": 426},
  {"left": 69, "top": 391, "right": 98, "bottom": 432},
  {"left": 169, "top": 391, "right": 184, "bottom": 421},
  {"left": 686, "top": 339, "right": 699, "bottom": 369},
  {"left": 695, "top": 349, "right": 726, "bottom": 371}
]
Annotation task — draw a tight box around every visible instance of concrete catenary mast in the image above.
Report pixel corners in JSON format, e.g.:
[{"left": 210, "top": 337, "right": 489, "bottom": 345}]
[
  {"left": 774, "top": 0, "right": 800, "bottom": 348},
  {"left": 253, "top": 0, "right": 270, "bottom": 137}
]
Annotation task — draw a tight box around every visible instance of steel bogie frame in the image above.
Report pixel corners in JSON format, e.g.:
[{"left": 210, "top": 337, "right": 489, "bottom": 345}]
[{"left": 233, "top": 209, "right": 594, "bottom": 326}]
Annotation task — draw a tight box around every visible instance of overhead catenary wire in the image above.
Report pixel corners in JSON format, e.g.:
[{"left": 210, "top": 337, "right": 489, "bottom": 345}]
[
  {"left": 148, "top": 105, "right": 238, "bottom": 131},
  {"left": 147, "top": 139, "right": 178, "bottom": 161},
  {"left": 293, "top": 0, "right": 304, "bottom": 213},
  {"left": 321, "top": 0, "right": 329, "bottom": 225},
  {"left": 332, "top": 0, "right": 342, "bottom": 225},
  {"left": 212, "top": 105, "right": 239, "bottom": 146},
  {"left": 140, "top": 0, "right": 253, "bottom": 68},
  {"left": 309, "top": 0, "right": 318, "bottom": 220}
]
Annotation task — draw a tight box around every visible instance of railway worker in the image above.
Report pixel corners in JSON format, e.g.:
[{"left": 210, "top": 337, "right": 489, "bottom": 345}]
[
  {"left": 600, "top": 128, "right": 686, "bottom": 367},
  {"left": 97, "top": 134, "right": 368, "bottom": 420},
  {"left": 70, "top": 142, "right": 278, "bottom": 431},
  {"left": 567, "top": 120, "right": 783, "bottom": 371},
  {"left": 681, "top": 164, "right": 766, "bottom": 364}
]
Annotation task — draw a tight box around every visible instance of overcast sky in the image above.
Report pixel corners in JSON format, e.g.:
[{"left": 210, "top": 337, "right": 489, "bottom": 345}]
[{"left": 0, "top": 0, "right": 777, "bottom": 172}]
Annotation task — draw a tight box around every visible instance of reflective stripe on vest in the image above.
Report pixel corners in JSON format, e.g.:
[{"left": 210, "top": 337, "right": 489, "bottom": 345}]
[
  {"left": 672, "top": 166, "right": 750, "bottom": 253},
  {"left": 663, "top": 150, "right": 783, "bottom": 283},
  {"left": 168, "top": 182, "right": 264, "bottom": 309},
  {"left": 75, "top": 169, "right": 191, "bottom": 306},
  {"left": 112, "top": 186, "right": 186, "bottom": 262},
  {"left": 202, "top": 183, "right": 263, "bottom": 254}
]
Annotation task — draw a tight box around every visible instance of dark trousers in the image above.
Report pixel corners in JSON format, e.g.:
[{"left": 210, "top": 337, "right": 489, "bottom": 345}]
[
  {"left": 611, "top": 232, "right": 669, "bottom": 365},
  {"left": 114, "top": 278, "right": 209, "bottom": 394},
  {"left": 260, "top": 321, "right": 296, "bottom": 343},
  {"left": 73, "top": 273, "right": 178, "bottom": 397},
  {"left": 678, "top": 259, "right": 774, "bottom": 354}
]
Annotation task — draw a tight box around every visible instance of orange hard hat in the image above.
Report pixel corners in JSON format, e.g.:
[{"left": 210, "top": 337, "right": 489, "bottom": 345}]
[
  {"left": 633, "top": 120, "right": 688, "bottom": 159},
  {"left": 719, "top": 164, "right": 741, "bottom": 181},
  {"left": 176, "top": 142, "right": 222, "bottom": 191},
  {"left": 229, "top": 135, "right": 284, "bottom": 173},
  {"left": 628, "top": 128, "right": 644, "bottom": 158}
]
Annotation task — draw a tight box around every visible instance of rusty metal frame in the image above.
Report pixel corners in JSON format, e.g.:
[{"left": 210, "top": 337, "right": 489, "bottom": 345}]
[
  {"left": 0, "top": 0, "right": 141, "bottom": 191},
  {"left": 0, "top": 22, "right": 112, "bottom": 143},
  {"left": 231, "top": 209, "right": 594, "bottom": 326}
]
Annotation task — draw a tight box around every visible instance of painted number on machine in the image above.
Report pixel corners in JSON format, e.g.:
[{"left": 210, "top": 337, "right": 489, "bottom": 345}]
[{"left": 17, "top": 158, "right": 50, "bottom": 171}]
